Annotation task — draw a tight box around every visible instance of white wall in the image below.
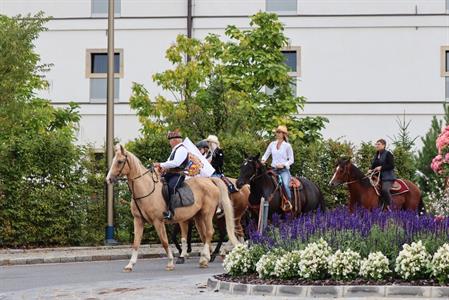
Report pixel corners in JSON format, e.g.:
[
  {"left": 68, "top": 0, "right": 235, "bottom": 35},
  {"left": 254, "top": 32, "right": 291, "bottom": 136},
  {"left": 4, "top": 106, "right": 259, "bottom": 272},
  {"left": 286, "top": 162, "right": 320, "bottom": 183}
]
[{"left": 2, "top": 0, "right": 448, "bottom": 149}]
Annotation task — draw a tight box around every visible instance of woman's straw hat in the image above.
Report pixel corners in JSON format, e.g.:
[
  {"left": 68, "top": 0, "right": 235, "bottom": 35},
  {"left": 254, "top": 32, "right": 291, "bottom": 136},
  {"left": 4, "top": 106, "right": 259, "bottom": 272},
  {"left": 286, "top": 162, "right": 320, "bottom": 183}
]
[{"left": 275, "top": 125, "right": 288, "bottom": 135}]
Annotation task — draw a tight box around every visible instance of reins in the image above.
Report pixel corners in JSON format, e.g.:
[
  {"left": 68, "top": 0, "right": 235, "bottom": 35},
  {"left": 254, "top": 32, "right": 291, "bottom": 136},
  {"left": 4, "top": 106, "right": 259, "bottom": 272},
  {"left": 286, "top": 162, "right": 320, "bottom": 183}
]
[
  {"left": 339, "top": 166, "right": 380, "bottom": 189},
  {"left": 248, "top": 161, "right": 281, "bottom": 210},
  {"left": 116, "top": 155, "right": 160, "bottom": 223}
]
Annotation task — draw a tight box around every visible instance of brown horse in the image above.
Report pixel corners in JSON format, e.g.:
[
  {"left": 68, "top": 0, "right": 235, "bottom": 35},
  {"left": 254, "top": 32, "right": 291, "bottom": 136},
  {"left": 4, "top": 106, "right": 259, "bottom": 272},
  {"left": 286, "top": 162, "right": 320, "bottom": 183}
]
[
  {"left": 171, "top": 179, "right": 249, "bottom": 262},
  {"left": 329, "top": 158, "right": 424, "bottom": 213},
  {"left": 106, "top": 144, "right": 239, "bottom": 271}
]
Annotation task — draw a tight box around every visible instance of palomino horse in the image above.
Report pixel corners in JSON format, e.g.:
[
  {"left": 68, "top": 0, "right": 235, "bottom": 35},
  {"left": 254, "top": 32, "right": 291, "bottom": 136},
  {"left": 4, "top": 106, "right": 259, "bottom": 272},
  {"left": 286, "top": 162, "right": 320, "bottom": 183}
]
[
  {"left": 236, "top": 154, "right": 325, "bottom": 219},
  {"left": 329, "top": 158, "right": 424, "bottom": 213},
  {"left": 171, "top": 178, "right": 250, "bottom": 262},
  {"left": 106, "top": 144, "right": 239, "bottom": 271}
]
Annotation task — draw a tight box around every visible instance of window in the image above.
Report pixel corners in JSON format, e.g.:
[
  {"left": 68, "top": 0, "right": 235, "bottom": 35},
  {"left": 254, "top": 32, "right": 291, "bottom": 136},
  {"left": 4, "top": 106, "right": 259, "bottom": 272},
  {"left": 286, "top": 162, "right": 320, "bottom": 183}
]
[
  {"left": 86, "top": 49, "right": 123, "bottom": 102},
  {"left": 266, "top": 0, "right": 297, "bottom": 14},
  {"left": 282, "top": 49, "right": 301, "bottom": 76},
  {"left": 91, "top": 0, "right": 121, "bottom": 17},
  {"left": 266, "top": 48, "right": 300, "bottom": 96}
]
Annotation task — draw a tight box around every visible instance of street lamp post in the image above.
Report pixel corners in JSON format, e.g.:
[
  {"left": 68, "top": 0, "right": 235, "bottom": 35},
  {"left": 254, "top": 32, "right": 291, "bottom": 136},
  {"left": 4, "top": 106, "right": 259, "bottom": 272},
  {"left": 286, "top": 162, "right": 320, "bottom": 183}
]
[{"left": 105, "top": 0, "right": 118, "bottom": 245}]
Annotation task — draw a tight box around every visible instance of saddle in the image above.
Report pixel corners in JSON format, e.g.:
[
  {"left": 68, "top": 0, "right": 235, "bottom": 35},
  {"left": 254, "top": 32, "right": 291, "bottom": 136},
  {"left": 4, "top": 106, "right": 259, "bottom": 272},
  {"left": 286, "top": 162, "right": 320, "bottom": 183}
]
[
  {"left": 266, "top": 170, "right": 302, "bottom": 213},
  {"left": 161, "top": 181, "right": 195, "bottom": 210},
  {"left": 372, "top": 176, "right": 410, "bottom": 196},
  {"left": 389, "top": 179, "right": 409, "bottom": 195},
  {"left": 218, "top": 175, "right": 239, "bottom": 194},
  {"left": 289, "top": 177, "right": 305, "bottom": 214}
]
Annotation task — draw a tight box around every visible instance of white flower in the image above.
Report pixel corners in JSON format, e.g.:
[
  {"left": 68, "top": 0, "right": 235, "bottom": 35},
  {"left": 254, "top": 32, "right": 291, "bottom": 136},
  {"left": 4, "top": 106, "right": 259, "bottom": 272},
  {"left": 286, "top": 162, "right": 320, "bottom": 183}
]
[
  {"left": 256, "top": 249, "right": 285, "bottom": 279},
  {"left": 297, "top": 238, "right": 331, "bottom": 279},
  {"left": 223, "top": 243, "right": 253, "bottom": 276},
  {"left": 431, "top": 243, "right": 449, "bottom": 284},
  {"left": 328, "top": 249, "right": 361, "bottom": 280},
  {"left": 360, "top": 252, "right": 391, "bottom": 280},
  {"left": 274, "top": 250, "right": 302, "bottom": 279},
  {"left": 395, "top": 240, "right": 431, "bottom": 280}
]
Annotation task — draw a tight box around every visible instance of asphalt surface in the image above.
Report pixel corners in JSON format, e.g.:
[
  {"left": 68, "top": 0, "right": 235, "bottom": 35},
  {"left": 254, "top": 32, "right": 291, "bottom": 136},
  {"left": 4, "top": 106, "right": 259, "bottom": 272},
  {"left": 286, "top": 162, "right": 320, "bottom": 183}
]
[{"left": 0, "top": 257, "right": 223, "bottom": 293}]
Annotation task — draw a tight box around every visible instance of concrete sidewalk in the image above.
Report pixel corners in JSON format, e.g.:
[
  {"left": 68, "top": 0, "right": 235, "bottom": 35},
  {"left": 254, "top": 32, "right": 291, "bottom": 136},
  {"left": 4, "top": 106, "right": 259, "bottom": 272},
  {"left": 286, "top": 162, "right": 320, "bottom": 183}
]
[{"left": 0, "top": 243, "right": 208, "bottom": 266}]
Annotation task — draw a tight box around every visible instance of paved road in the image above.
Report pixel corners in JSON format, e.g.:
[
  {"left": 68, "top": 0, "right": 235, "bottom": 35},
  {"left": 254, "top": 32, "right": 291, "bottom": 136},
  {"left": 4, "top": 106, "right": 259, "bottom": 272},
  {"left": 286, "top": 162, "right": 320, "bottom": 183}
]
[
  {"left": 0, "top": 259, "right": 431, "bottom": 300},
  {"left": 0, "top": 258, "right": 271, "bottom": 300}
]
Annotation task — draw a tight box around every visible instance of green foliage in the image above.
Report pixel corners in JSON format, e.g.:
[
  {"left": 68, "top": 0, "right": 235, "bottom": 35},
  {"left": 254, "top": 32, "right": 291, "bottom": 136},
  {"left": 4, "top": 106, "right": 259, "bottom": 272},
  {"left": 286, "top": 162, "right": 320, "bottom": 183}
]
[
  {"left": 0, "top": 14, "right": 105, "bottom": 247},
  {"left": 416, "top": 105, "right": 449, "bottom": 205},
  {"left": 0, "top": 13, "right": 50, "bottom": 107},
  {"left": 291, "top": 139, "right": 354, "bottom": 208},
  {"left": 354, "top": 142, "right": 376, "bottom": 172},
  {"left": 130, "top": 12, "right": 326, "bottom": 141}
]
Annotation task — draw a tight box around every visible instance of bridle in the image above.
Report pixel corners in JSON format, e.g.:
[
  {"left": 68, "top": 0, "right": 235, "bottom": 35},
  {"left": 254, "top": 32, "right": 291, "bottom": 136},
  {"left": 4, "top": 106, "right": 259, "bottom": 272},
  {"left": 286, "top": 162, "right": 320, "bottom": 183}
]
[
  {"left": 244, "top": 159, "right": 281, "bottom": 210},
  {"left": 334, "top": 163, "right": 380, "bottom": 187},
  {"left": 114, "top": 154, "right": 160, "bottom": 223},
  {"left": 248, "top": 159, "right": 265, "bottom": 183}
]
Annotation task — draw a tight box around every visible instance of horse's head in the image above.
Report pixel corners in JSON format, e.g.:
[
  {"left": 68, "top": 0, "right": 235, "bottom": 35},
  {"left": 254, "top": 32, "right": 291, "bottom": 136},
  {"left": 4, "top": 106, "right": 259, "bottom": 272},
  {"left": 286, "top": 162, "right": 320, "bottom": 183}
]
[
  {"left": 236, "top": 153, "right": 261, "bottom": 189},
  {"left": 106, "top": 144, "right": 130, "bottom": 184},
  {"left": 329, "top": 158, "right": 352, "bottom": 187}
]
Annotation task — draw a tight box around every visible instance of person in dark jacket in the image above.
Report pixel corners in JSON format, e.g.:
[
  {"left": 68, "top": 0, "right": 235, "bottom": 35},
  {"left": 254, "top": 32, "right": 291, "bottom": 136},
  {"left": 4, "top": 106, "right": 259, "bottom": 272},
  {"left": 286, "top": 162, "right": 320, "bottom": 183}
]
[
  {"left": 206, "top": 135, "right": 237, "bottom": 193},
  {"left": 206, "top": 135, "right": 224, "bottom": 175},
  {"left": 369, "top": 139, "right": 396, "bottom": 210}
]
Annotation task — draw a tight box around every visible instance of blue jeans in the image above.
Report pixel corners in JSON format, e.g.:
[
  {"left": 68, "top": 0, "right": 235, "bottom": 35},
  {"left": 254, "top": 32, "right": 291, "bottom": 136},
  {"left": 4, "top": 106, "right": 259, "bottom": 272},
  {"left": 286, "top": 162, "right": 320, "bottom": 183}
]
[{"left": 275, "top": 168, "right": 292, "bottom": 200}]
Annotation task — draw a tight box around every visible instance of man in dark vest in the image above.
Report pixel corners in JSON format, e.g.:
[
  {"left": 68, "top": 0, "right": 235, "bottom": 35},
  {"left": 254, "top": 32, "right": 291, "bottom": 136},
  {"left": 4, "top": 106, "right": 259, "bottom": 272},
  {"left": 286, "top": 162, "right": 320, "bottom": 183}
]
[
  {"left": 154, "top": 130, "right": 189, "bottom": 220},
  {"left": 369, "top": 139, "right": 396, "bottom": 210}
]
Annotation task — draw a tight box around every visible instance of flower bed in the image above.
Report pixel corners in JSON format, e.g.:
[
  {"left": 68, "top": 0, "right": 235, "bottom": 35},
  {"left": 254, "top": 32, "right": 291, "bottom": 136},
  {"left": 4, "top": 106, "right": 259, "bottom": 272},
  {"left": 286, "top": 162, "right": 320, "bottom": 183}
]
[{"left": 221, "top": 208, "right": 449, "bottom": 286}]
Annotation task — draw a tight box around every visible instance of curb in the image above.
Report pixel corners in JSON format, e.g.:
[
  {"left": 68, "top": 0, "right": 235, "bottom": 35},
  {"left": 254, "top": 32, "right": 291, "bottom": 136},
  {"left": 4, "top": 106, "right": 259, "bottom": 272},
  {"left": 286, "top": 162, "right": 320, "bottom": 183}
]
[
  {"left": 207, "top": 278, "right": 449, "bottom": 298},
  {"left": 0, "top": 251, "right": 201, "bottom": 266}
]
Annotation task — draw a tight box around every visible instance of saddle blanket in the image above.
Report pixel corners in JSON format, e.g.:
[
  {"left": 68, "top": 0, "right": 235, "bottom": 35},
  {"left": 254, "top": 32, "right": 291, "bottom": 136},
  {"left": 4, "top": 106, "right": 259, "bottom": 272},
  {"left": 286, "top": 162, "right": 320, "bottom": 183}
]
[
  {"left": 390, "top": 179, "right": 409, "bottom": 195},
  {"left": 172, "top": 183, "right": 195, "bottom": 209}
]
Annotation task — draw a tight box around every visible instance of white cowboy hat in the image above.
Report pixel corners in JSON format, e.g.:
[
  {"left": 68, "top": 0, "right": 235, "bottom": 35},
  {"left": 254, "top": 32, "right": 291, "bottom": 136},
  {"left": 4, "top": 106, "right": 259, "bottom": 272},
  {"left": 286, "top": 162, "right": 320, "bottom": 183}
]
[{"left": 206, "top": 135, "right": 219, "bottom": 145}]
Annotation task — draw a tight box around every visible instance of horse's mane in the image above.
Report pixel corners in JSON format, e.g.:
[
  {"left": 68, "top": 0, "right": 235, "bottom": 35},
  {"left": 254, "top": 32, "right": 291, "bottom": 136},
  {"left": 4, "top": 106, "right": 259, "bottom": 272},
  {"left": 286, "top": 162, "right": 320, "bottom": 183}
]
[
  {"left": 124, "top": 150, "right": 147, "bottom": 177},
  {"left": 349, "top": 163, "right": 372, "bottom": 188}
]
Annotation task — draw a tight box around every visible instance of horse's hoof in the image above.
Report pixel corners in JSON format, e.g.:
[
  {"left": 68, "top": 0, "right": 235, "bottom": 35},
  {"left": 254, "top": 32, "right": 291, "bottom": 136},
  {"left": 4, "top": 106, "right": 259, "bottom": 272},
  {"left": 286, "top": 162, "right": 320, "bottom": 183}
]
[
  {"left": 123, "top": 267, "right": 133, "bottom": 273},
  {"left": 166, "top": 265, "right": 175, "bottom": 271},
  {"left": 176, "top": 257, "right": 185, "bottom": 264},
  {"left": 199, "top": 262, "right": 209, "bottom": 268}
]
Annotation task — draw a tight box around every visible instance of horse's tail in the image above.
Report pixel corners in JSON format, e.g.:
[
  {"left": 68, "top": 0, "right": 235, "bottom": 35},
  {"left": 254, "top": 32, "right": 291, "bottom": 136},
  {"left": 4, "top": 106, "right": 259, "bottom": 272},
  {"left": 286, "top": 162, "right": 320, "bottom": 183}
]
[
  {"left": 318, "top": 188, "right": 326, "bottom": 212},
  {"left": 210, "top": 178, "right": 240, "bottom": 247}
]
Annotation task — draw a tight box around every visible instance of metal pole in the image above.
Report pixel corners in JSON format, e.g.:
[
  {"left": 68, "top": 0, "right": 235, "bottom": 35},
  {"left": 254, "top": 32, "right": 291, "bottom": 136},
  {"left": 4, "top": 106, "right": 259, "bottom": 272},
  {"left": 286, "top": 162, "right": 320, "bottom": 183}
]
[{"left": 105, "top": 0, "right": 117, "bottom": 245}]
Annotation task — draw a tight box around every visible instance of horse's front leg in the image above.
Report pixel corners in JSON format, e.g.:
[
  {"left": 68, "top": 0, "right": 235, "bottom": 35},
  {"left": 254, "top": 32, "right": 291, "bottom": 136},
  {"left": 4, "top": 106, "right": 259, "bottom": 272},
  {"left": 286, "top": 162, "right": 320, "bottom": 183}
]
[
  {"left": 154, "top": 220, "right": 175, "bottom": 271},
  {"left": 123, "top": 217, "right": 144, "bottom": 272},
  {"left": 176, "top": 221, "right": 189, "bottom": 264}
]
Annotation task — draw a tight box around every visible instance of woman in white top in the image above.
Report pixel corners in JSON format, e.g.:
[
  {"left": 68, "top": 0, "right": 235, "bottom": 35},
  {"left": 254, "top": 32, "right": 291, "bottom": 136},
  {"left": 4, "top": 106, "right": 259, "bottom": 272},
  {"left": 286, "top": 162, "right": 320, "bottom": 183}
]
[{"left": 261, "top": 125, "right": 294, "bottom": 200}]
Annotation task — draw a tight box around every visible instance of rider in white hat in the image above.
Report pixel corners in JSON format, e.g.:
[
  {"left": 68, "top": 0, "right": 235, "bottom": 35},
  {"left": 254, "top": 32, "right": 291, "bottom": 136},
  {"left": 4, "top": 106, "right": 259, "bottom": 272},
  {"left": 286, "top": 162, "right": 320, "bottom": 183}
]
[
  {"left": 206, "top": 135, "right": 237, "bottom": 194},
  {"left": 261, "top": 125, "right": 294, "bottom": 201}
]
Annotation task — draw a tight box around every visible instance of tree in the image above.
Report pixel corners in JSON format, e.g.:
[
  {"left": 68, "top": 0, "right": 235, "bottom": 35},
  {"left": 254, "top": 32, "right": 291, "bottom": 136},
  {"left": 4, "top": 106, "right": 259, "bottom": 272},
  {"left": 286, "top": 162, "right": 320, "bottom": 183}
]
[
  {"left": 130, "top": 12, "right": 326, "bottom": 141},
  {"left": 0, "top": 14, "right": 93, "bottom": 247},
  {"left": 416, "top": 105, "right": 449, "bottom": 202}
]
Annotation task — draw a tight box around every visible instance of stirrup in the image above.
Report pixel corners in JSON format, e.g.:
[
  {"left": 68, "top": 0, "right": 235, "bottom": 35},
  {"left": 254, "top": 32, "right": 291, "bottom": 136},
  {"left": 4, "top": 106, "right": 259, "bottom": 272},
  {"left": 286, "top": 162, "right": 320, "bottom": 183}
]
[{"left": 163, "top": 210, "right": 173, "bottom": 220}]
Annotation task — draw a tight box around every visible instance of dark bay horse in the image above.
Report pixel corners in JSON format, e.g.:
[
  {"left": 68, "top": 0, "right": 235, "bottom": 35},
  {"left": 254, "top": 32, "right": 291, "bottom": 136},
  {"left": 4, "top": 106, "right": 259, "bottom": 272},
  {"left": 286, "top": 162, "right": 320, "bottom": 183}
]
[
  {"left": 329, "top": 158, "right": 424, "bottom": 213},
  {"left": 236, "top": 154, "right": 325, "bottom": 218}
]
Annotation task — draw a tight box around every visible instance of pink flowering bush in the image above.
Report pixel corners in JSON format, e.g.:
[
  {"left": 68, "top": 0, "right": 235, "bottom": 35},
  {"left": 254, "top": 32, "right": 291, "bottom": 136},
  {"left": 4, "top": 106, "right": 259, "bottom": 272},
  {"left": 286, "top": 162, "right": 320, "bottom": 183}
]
[{"left": 431, "top": 126, "right": 449, "bottom": 175}]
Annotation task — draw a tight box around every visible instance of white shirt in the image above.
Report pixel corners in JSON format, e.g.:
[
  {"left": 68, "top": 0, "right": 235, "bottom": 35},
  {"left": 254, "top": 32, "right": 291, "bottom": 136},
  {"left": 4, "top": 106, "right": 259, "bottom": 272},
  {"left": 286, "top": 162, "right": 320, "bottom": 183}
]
[
  {"left": 262, "top": 141, "right": 294, "bottom": 169},
  {"left": 161, "top": 143, "right": 189, "bottom": 169}
]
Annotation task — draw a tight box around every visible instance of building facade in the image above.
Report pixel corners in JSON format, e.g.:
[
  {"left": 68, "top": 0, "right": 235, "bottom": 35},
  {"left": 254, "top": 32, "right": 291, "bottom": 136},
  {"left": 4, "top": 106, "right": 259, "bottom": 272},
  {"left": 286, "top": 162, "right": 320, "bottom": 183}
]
[{"left": 2, "top": 0, "right": 449, "bottom": 149}]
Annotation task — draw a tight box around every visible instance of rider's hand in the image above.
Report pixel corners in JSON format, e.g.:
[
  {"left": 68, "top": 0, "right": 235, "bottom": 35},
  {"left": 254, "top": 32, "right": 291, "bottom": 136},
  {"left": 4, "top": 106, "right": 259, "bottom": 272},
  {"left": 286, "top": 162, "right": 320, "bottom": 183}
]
[
  {"left": 374, "top": 166, "right": 382, "bottom": 171},
  {"left": 261, "top": 160, "right": 266, "bottom": 165}
]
